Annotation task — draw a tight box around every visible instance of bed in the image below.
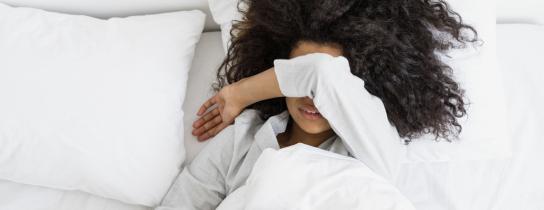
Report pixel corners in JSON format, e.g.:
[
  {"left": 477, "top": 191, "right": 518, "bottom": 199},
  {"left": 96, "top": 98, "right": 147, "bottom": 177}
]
[
  {"left": 0, "top": 0, "right": 543, "bottom": 209},
  {"left": 0, "top": 24, "right": 542, "bottom": 210}
]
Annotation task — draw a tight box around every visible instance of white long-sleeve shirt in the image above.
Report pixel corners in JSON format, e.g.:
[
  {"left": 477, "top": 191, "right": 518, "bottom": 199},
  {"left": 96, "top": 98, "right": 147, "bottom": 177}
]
[{"left": 156, "top": 53, "right": 406, "bottom": 210}]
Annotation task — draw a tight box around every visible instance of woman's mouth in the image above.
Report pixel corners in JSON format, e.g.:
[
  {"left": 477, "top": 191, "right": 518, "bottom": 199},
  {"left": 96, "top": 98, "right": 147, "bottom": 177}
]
[{"left": 298, "top": 106, "right": 323, "bottom": 120}]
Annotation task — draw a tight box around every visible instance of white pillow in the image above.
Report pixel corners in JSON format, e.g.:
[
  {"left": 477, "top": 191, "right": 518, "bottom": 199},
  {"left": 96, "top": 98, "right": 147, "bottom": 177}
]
[
  {"left": 406, "top": 0, "right": 509, "bottom": 161},
  {"left": 0, "top": 3, "right": 205, "bottom": 206},
  {"left": 207, "top": 0, "right": 243, "bottom": 52},
  {"left": 207, "top": 0, "right": 509, "bottom": 161},
  {"left": 217, "top": 144, "right": 416, "bottom": 210}
]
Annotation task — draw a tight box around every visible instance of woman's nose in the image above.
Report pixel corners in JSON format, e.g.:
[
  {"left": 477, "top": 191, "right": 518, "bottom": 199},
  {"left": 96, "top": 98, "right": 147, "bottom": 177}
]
[{"left": 302, "top": 96, "right": 314, "bottom": 105}]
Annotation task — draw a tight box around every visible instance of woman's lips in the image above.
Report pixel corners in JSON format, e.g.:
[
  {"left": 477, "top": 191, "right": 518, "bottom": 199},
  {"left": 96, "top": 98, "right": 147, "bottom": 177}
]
[{"left": 298, "top": 106, "right": 323, "bottom": 120}]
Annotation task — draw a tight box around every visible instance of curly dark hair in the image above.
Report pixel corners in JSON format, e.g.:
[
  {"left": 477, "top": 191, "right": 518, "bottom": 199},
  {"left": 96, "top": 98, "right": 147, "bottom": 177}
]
[{"left": 215, "top": 0, "right": 478, "bottom": 142}]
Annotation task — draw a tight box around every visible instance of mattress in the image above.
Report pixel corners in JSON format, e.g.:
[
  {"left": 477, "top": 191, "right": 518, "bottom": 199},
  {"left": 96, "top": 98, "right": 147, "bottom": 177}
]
[{"left": 1, "top": 25, "right": 543, "bottom": 209}]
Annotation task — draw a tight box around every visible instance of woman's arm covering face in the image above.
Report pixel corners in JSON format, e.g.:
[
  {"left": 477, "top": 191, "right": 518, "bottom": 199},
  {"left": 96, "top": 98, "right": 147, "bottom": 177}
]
[
  {"left": 157, "top": 53, "right": 405, "bottom": 210},
  {"left": 185, "top": 52, "right": 405, "bottom": 201},
  {"left": 273, "top": 53, "right": 406, "bottom": 182}
]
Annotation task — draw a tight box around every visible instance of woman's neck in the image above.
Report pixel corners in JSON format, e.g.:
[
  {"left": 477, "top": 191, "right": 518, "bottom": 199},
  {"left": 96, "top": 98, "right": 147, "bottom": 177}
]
[{"left": 277, "top": 118, "right": 335, "bottom": 148}]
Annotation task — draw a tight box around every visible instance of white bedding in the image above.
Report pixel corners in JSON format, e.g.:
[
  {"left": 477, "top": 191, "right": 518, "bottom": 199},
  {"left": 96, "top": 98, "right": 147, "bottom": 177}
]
[
  {"left": 1, "top": 25, "right": 543, "bottom": 210},
  {"left": 492, "top": 24, "right": 544, "bottom": 210},
  {"left": 217, "top": 144, "right": 415, "bottom": 210}
]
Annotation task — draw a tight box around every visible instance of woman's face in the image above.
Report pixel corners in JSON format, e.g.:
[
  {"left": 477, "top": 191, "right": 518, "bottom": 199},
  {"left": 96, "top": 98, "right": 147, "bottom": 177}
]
[{"left": 285, "top": 41, "right": 343, "bottom": 134}]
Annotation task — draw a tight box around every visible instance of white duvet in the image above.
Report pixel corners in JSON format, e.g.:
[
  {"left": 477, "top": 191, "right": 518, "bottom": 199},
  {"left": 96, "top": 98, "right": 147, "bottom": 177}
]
[{"left": 217, "top": 144, "right": 416, "bottom": 210}]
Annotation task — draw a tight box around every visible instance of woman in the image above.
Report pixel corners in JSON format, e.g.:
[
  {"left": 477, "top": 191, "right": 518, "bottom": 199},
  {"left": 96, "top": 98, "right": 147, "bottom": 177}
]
[{"left": 157, "top": 0, "right": 476, "bottom": 209}]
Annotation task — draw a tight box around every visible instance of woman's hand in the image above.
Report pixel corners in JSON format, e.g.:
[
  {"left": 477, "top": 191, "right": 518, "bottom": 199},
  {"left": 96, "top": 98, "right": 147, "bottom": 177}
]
[
  {"left": 192, "top": 68, "right": 283, "bottom": 141},
  {"left": 192, "top": 84, "right": 248, "bottom": 141}
]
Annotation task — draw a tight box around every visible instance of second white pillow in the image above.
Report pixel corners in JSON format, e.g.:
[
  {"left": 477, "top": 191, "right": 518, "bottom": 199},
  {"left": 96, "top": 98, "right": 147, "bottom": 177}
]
[{"left": 207, "top": 0, "right": 509, "bottom": 161}]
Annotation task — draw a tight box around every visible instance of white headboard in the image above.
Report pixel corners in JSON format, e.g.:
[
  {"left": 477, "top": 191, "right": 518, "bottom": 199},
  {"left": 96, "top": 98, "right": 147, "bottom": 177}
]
[
  {"left": 497, "top": 0, "right": 543, "bottom": 25},
  {"left": 2, "top": 0, "right": 542, "bottom": 30},
  {"left": 0, "top": 0, "right": 221, "bottom": 31}
]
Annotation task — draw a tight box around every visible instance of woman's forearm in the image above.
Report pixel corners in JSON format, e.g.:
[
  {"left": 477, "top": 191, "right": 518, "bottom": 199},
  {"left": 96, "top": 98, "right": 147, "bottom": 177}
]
[
  {"left": 272, "top": 53, "right": 405, "bottom": 182},
  {"left": 233, "top": 68, "right": 284, "bottom": 107},
  {"left": 191, "top": 68, "right": 283, "bottom": 141}
]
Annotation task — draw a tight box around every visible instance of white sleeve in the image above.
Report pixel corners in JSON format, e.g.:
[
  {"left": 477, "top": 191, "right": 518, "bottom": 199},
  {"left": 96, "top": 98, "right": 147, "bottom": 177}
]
[
  {"left": 273, "top": 53, "right": 406, "bottom": 182},
  {"left": 155, "top": 128, "right": 234, "bottom": 210}
]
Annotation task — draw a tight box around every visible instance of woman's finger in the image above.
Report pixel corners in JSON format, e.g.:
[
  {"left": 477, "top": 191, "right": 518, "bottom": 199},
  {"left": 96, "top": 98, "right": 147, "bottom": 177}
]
[
  {"left": 198, "top": 121, "right": 230, "bottom": 141},
  {"left": 192, "top": 115, "right": 222, "bottom": 137},
  {"left": 197, "top": 96, "right": 217, "bottom": 116},
  {"left": 197, "top": 128, "right": 214, "bottom": 141},
  {"left": 211, "top": 122, "right": 230, "bottom": 137},
  {"left": 192, "top": 108, "right": 220, "bottom": 128},
  {"left": 197, "top": 121, "right": 227, "bottom": 141}
]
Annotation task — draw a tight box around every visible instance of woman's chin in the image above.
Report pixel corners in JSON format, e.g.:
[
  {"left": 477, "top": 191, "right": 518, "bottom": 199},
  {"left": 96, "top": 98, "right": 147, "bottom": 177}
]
[{"left": 298, "top": 123, "right": 330, "bottom": 134}]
